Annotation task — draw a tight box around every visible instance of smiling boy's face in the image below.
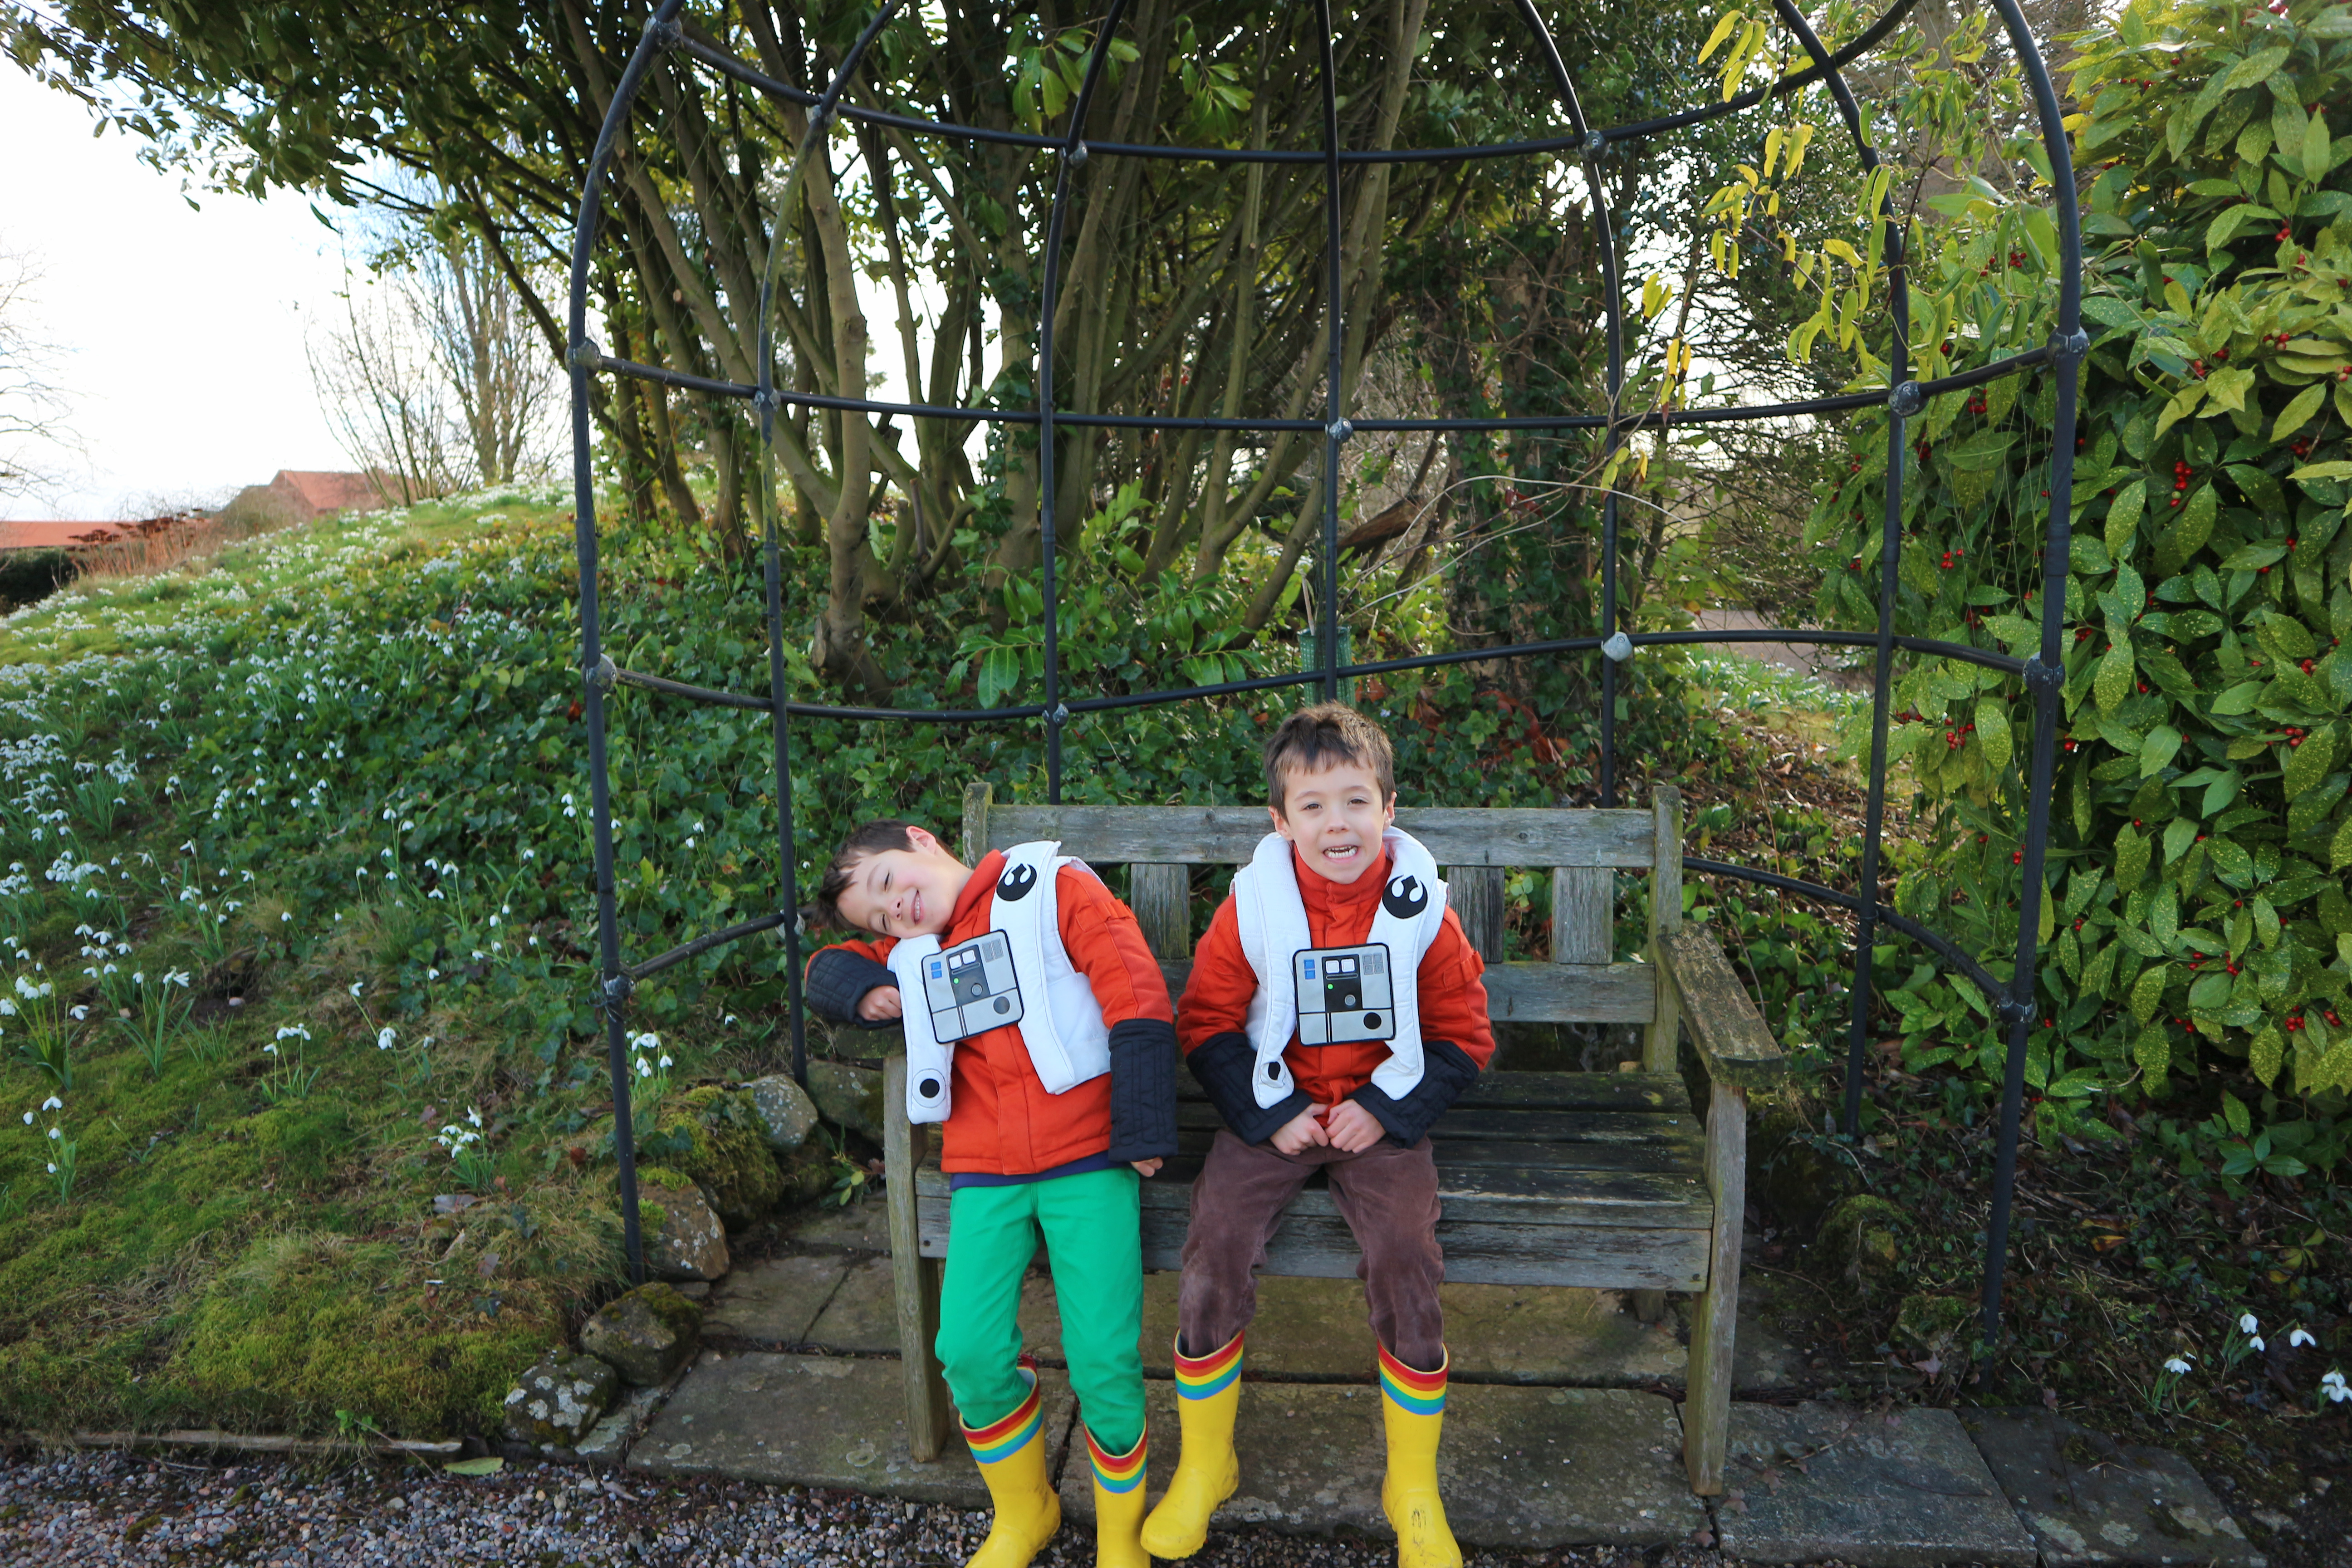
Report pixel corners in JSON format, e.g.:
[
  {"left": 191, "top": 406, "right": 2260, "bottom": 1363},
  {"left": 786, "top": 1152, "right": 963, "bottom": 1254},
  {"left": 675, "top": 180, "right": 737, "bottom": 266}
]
[
  {"left": 833, "top": 826, "right": 972, "bottom": 939},
  {"left": 1269, "top": 759, "right": 1395, "bottom": 885}
]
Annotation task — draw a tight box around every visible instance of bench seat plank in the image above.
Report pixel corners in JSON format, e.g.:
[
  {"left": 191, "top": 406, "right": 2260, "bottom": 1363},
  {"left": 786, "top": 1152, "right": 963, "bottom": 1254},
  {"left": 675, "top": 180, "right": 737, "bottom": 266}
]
[
  {"left": 1172, "top": 1069, "right": 1690, "bottom": 1114},
  {"left": 987, "top": 804, "right": 1658, "bottom": 868}
]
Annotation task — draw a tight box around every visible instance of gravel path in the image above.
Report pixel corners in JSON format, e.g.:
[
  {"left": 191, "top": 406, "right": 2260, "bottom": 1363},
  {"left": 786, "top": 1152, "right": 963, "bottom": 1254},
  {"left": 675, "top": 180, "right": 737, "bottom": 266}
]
[{"left": 1, "top": 1448, "right": 1747, "bottom": 1568}]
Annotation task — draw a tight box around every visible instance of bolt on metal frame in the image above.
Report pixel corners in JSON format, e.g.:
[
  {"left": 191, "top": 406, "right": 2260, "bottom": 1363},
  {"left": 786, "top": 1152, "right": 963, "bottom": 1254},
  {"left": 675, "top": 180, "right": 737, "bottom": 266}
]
[{"left": 568, "top": 0, "right": 2084, "bottom": 1343}]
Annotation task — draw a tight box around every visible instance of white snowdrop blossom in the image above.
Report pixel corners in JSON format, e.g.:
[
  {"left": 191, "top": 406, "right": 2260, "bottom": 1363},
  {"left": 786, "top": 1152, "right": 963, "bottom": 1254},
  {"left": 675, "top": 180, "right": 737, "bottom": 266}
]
[
  {"left": 275, "top": 1024, "right": 311, "bottom": 1043},
  {"left": 66, "top": 1005, "right": 87, "bottom": 1021},
  {"left": 2164, "top": 1356, "right": 2194, "bottom": 1375},
  {"left": 47, "top": 1127, "right": 59, "bottom": 1142},
  {"left": 426, "top": 966, "right": 439, "bottom": 980},
  {"left": 2290, "top": 1328, "right": 2317, "bottom": 1348},
  {"left": 42, "top": 1097, "right": 60, "bottom": 1112},
  {"left": 19, "top": 1112, "right": 29, "bottom": 1126},
  {"left": 2321, "top": 1370, "right": 2349, "bottom": 1403},
  {"left": 349, "top": 981, "right": 363, "bottom": 998},
  {"left": 2240, "top": 1313, "right": 2260, "bottom": 1335},
  {"left": 466, "top": 1107, "right": 483, "bottom": 1129},
  {"left": 377, "top": 1027, "right": 397, "bottom": 1050}
]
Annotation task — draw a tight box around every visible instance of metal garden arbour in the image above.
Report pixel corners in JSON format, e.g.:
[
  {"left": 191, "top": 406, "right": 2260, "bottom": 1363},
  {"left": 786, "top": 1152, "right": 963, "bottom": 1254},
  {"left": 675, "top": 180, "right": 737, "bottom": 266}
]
[{"left": 566, "top": 0, "right": 2087, "bottom": 1344}]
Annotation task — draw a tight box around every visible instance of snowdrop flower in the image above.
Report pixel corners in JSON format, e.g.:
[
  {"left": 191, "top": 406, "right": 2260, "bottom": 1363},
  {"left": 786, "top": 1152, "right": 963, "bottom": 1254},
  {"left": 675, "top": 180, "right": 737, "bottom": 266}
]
[
  {"left": 658, "top": 1053, "right": 673, "bottom": 1070},
  {"left": 262, "top": 1042, "right": 279, "bottom": 1056},
  {"left": 426, "top": 966, "right": 439, "bottom": 980},
  {"left": 2164, "top": 1356, "right": 2194, "bottom": 1375},
  {"left": 377, "top": 1027, "right": 396, "bottom": 1050},
  {"left": 2290, "top": 1328, "right": 2317, "bottom": 1349},
  {"left": 521, "top": 847, "right": 535, "bottom": 861},
  {"left": 348, "top": 981, "right": 363, "bottom": 998},
  {"left": 41, "top": 1097, "right": 59, "bottom": 1112},
  {"left": 45, "top": 1162, "right": 54, "bottom": 1175},
  {"left": 2323, "top": 1370, "right": 2349, "bottom": 1404},
  {"left": 19, "top": 1111, "right": 29, "bottom": 1126},
  {"left": 466, "top": 1107, "right": 483, "bottom": 1128},
  {"left": 2240, "top": 1313, "right": 2260, "bottom": 1335},
  {"left": 46, "top": 1127, "right": 59, "bottom": 1142},
  {"left": 281, "top": 911, "right": 291, "bottom": 922},
  {"left": 683, "top": 837, "right": 695, "bottom": 849},
  {"left": 276, "top": 1024, "right": 310, "bottom": 1042},
  {"left": 2251, "top": 1335, "right": 2266, "bottom": 1351},
  {"left": 470, "top": 950, "right": 485, "bottom": 961},
  {"left": 67, "top": 1005, "right": 88, "bottom": 1021}
]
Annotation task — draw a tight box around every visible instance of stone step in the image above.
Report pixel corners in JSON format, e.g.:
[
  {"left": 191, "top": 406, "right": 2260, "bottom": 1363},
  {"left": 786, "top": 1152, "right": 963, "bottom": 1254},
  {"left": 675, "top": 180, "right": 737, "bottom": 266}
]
[
  {"left": 1057, "top": 1380, "right": 1706, "bottom": 1549},
  {"left": 1711, "top": 1403, "right": 2039, "bottom": 1568},
  {"left": 1962, "top": 1409, "right": 2263, "bottom": 1568},
  {"left": 626, "top": 1350, "right": 1075, "bottom": 1510}
]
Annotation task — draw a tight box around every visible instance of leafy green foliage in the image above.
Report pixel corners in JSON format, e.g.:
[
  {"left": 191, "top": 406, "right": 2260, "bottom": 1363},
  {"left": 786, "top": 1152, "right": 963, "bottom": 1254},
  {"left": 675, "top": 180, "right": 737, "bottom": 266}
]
[{"left": 1810, "top": 0, "right": 2352, "bottom": 1145}]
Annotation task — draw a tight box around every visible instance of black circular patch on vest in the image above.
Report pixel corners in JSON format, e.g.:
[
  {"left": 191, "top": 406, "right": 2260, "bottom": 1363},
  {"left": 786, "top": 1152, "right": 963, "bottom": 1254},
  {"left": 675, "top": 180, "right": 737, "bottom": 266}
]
[
  {"left": 1382, "top": 873, "right": 1429, "bottom": 920},
  {"left": 1363, "top": 1012, "right": 1382, "bottom": 1030},
  {"left": 918, "top": 1077, "right": 942, "bottom": 1099},
  {"left": 994, "top": 996, "right": 1010, "bottom": 1014},
  {"left": 1265, "top": 1061, "right": 1282, "bottom": 1080},
  {"left": 997, "top": 862, "right": 1039, "bottom": 901}
]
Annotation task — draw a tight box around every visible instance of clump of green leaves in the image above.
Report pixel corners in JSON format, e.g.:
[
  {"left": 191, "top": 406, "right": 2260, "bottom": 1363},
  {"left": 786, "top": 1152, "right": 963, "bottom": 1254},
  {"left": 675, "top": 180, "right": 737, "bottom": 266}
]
[{"left": 1810, "top": 0, "right": 2352, "bottom": 1147}]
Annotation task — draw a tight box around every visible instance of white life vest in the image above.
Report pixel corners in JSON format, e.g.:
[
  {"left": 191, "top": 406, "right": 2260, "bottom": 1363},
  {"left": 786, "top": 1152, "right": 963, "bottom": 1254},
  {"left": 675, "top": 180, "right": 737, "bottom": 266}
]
[
  {"left": 885, "top": 841, "right": 1112, "bottom": 1124},
  {"left": 1233, "top": 827, "right": 1448, "bottom": 1109}
]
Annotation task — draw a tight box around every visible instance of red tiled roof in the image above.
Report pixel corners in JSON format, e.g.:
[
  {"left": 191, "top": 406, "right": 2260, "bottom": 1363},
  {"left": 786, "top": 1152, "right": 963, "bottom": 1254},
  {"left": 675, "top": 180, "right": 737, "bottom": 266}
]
[
  {"left": 0, "top": 521, "right": 124, "bottom": 551},
  {"left": 270, "top": 470, "right": 385, "bottom": 516}
]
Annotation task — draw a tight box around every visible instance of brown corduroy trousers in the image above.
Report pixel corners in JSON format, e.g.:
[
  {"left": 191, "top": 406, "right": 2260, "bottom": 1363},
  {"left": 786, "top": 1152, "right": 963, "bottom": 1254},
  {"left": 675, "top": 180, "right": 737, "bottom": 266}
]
[{"left": 1175, "top": 1127, "right": 1445, "bottom": 1371}]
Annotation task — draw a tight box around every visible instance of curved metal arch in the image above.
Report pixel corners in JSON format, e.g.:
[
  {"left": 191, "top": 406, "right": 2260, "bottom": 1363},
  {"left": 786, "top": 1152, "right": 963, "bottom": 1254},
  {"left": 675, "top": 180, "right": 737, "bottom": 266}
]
[{"left": 563, "top": 2, "right": 2088, "bottom": 1345}]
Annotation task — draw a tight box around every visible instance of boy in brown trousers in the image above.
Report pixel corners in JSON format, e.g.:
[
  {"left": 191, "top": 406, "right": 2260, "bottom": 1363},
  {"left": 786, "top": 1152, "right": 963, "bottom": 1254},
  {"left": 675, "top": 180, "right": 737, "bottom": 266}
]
[{"left": 1141, "top": 704, "right": 1493, "bottom": 1568}]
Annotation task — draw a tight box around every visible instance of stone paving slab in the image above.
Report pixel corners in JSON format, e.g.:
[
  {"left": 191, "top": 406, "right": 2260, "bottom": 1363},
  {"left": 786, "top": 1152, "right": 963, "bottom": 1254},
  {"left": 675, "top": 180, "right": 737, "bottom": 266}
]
[
  {"left": 1964, "top": 1410, "right": 2264, "bottom": 1567},
  {"left": 804, "top": 1256, "right": 901, "bottom": 1354},
  {"left": 1055, "top": 1380, "right": 1703, "bottom": 1548},
  {"left": 774, "top": 1199, "right": 892, "bottom": 1253},
  {"left": 701, "top": 1254, "right": 848, "bottom": 1347},
  {"left": 1712, "top": 1403, "right": 2038, "bottom": 1568},
  {"left": 627, "top": 1350, "right": 1075, "bottom": 1509},
  {"left": 1016, "top": 1270, "right": 1795, "bottom": 1391}
]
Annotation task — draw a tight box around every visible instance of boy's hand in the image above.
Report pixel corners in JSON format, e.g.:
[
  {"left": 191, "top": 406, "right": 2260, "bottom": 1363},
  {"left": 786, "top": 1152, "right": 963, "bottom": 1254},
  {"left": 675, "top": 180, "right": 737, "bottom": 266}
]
[
  {"left": 1323, "top": 1098, "right": 1385, "bottom": 1154},
  {"left": 1130, "top": 1158, "right": 1163, "bottom": 1178},
  {"left": 857, "top": 985, "right": 903, "bottom": 1022},
  {"left": 1268, "top": 1103, "right": 1330, "bottom": 1156}
]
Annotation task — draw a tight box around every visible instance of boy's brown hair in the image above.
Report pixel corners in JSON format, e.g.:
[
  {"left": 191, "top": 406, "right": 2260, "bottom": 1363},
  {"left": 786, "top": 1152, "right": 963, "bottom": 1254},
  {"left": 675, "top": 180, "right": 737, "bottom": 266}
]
[
  {"left": 1263, "top": 702, "right": 1395, "bottom": 814},
  {"left": 808, "top": 818, "right": 920, "bottom": 931}
]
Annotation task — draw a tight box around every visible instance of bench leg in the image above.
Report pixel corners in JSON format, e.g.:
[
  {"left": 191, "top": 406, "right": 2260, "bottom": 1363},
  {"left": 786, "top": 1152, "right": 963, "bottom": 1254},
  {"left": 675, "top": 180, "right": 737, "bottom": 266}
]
[
  {"left": 1630, "top": 1289, "right": 1666, "bottom": 1324},
  {"left": 1683, "top": 1080, "right": 1745, "bottom": 1495},
  {"left": 885, "top": 1055, "right": 954, "bottom": 1461}
]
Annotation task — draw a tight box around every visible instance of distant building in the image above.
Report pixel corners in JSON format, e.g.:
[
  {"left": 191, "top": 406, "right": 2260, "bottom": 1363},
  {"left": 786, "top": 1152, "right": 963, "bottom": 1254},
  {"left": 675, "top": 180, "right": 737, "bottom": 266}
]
[
  {"left": 0, "top": 521, "right": 123, "bottom": 552},
  {"left": 219, "top": 469, "right": 391, "bottom": 532}
]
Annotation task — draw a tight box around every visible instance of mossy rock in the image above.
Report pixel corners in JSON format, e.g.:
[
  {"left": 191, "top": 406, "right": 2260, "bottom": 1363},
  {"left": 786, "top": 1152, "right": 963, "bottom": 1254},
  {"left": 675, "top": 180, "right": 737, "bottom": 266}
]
[
  {"left": 645, "top": 1087, "right": 782, "bottom": 1229},
  {"left": 580, "top": 1282, "right": 702, "bottom": 1387},
  {"left": 775, "top": 1143, "right": 837, "bottom": 1207},
  {"left": 1813, "top": 1194, "right": 1907, "bottom": 1289},
  {"left": 1895, "top": 1293, "right": 1975, "bottom": 1359}
]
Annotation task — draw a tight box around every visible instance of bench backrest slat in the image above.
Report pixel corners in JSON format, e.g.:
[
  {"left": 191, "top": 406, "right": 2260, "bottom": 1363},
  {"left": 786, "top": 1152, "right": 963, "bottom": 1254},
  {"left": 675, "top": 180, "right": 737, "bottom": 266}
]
[
  {"left": 984, "top": 803, "right": 1656, "bottom": 867},
  {"left": 963, "top": 783, "right": 1683, "bottom": 1029}
]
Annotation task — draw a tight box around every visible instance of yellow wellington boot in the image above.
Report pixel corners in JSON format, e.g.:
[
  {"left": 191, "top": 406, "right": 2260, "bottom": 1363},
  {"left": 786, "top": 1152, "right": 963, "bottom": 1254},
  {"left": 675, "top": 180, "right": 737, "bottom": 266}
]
[
  {"left": 960, "top": 1365, "right": 1061, "bottom": 1568},
  {"left": 1086, "top": 1424, "right": 1150, "bottom": 1568},
  {"left": 1377, "top": 1342, "right": 1461, "bottom": 1568},
  {"left": 1138, "top": 1332, "right": 1243, "bottom": 1559}
]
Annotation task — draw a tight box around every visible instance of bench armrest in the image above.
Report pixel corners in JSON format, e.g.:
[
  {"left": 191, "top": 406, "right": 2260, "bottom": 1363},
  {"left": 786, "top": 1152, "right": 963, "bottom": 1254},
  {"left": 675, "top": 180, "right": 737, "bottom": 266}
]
[{"left": 1658, "top": 925, "right": 1785, "bottom": 1088}]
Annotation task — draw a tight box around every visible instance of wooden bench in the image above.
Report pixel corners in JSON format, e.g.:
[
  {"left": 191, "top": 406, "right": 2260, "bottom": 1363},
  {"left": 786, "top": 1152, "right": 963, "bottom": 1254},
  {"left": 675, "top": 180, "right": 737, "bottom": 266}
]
[{"left": 874, "top": 781, "right": 1784, "bottom": 1494}]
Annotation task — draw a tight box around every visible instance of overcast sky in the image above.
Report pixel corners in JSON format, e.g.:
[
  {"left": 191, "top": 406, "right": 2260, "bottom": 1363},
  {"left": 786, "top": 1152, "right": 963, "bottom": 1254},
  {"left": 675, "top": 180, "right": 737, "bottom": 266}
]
[{"left": 2, "top": 64, "right": 354, "bottom": 521}]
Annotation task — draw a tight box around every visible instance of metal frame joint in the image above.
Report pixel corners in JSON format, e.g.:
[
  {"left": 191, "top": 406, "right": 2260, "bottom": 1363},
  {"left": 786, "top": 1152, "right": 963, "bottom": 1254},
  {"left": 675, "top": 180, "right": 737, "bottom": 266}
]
[
  {"left": 643, "top": 15, "right": 683, "bottom": 50},
  {"left": 1068, "top": 140, "right": 1089, "bottom": 166},
  {"left": 2048, "top": 326, "right": 2091, "bottom": 366},
  {"left": 1887, "top": 380, "right": 1925, "bottom": 418},
  {"left": 588, "top": 653, "right": 617, "bottom": 692},
  {"left": 567, "top": 338, "right": 604, "bottom": 374},
  {"left": 1326, "top": 417, "right": 1353, "bottom": 442},
  {"left": 2021, "top": 656, "right": 2063, "bottom": 697},
  {"left": 600, "top": 972, "right": 636, "bottom": 1014}
]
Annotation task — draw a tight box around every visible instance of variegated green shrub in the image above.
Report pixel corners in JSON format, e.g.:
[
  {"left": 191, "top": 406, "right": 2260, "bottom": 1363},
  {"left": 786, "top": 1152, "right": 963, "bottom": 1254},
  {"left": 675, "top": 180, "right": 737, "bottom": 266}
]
[{"left": 1808, "top": 0, "right": 2352, "bottom": 1126}]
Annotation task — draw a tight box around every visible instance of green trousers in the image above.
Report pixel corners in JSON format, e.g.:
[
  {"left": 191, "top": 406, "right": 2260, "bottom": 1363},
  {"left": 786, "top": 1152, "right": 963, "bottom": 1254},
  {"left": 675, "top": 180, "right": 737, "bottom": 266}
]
[{"left": 937, "top": 1165, "right": 1145, "bottom": 1454}]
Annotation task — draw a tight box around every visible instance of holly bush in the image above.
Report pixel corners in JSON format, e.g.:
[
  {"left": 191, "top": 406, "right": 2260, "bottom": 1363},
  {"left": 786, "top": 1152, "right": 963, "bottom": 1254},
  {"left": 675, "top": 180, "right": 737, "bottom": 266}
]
[{"left": 1806, "top": 0, "right": 2352, "bottom": 1146}]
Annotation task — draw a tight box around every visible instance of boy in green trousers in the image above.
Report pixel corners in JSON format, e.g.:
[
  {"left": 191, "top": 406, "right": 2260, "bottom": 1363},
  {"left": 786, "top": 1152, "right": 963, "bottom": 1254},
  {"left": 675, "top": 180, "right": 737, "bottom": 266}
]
[{"left": 805, "top": 819, "right": 1177, "bottom": 1568}]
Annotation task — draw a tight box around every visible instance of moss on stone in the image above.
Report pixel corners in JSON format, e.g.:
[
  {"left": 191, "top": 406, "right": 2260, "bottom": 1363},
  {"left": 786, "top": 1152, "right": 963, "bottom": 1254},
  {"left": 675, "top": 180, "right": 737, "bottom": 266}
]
[
  {"left": 649, "top": 1087, "right": 781, "bottom": 1229},
  {"left": 1815, "top": 1194, "right": 1908, "bottom": 1289}
]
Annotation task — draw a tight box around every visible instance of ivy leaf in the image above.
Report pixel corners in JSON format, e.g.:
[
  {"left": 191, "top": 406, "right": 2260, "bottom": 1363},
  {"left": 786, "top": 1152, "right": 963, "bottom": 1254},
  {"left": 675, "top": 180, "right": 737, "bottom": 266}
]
[
  {"left": 1976, "top": 696, "right": 2013, "bottom": 772},
  {"left": 2130, "top": 961, "right": 2169, "bottom": 1023}
]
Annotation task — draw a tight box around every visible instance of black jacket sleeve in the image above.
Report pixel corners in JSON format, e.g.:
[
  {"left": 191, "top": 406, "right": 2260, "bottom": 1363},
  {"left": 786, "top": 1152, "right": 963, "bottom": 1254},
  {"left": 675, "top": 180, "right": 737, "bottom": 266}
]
[
  {"left": 1347, "top": 1037, "right": 1480, "bottom": 1148},
  {"left": 805, "top": 947, "right": 900, "bottom": 1025},
  {"left": 1104, "top": 1018, "right": 1180, "bottom": 1166},
  {"left": 1186, "top": 1030, "right": 1313, "bottom": 1147}
]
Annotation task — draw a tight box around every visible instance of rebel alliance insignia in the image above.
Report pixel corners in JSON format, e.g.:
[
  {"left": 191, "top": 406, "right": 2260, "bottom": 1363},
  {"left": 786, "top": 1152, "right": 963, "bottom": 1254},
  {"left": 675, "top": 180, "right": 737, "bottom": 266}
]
[
  {"left": 996, "top": 862, "right": 1039, "bottom": 901},
  {"left": 1382, "top": 873, "right": 1428, "bottom": 920}
]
